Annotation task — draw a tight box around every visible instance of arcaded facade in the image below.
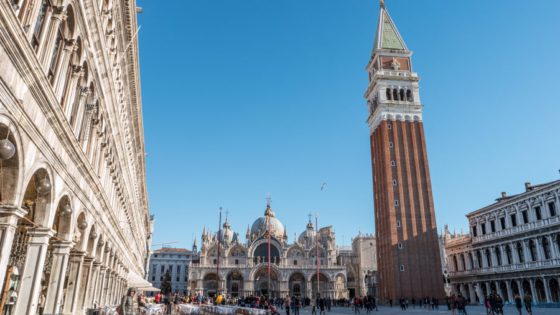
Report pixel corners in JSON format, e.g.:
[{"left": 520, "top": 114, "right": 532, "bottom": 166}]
[
  {"left": 0, "top": 0, "right": 150, "bottom": 314},
  {"left": 188, "top": 204, "right": 348, "bottom": 299},
  {"left": 363, "top": 3, "right": 444, "bottom": 300},
  {"left": 445, "top": 180, "right": 560, "bottom": 304}
]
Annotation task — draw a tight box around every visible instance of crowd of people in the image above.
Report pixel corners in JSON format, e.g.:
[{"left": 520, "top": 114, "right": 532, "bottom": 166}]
[{"left": 117, "top": 290, "right": 542, "bottom": 315}]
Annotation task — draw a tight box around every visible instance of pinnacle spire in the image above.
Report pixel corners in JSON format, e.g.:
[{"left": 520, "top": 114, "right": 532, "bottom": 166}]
[{"left": 373, "top": 2, "right": 408, "bottom": 52}]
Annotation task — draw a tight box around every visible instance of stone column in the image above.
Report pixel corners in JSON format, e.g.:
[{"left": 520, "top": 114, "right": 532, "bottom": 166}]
[
  {"left": 547, "top": 235, "right": 558, "bottom": 259},
  {"left": 38, "top": 6, "right": 65, "bottom": 70},
  {"left": 103, "top": 270, "right": 113, "bottom": 306},
  {"left": 95, "top": 266, "right": 107, "bottom": 306},
  {"left": 43, "top": 240, "right": 72, "bottom": 315},
  {"left": 511, "top": 243, "right": 520, "bottom": 264},
  {"left": 0, "top": 206, "right": 27, "bottom": 284},
  {"left": 76, "top": 256, "right": 95, "bottom": 312},
  {"left": 491, "top": 248, "right": 498, "bottom": 267},
  {"left": 13, "top": 228, "right": 53, "bottom": 315},
  {"left": 53, "top": 38, "right": 78, "bottom": 99},
  {"left": 543, "top": 278, "right": 552, "bottom": 303},
  {"left": 528, "top": 279, "right": 537, "bottom": 304},
  {"left": 85, "top": 262, "right": 102, "bottom": 308},
  {"left": 535, "top": 238, "right": 544, "bottom": 261},
  {"left": 505, "top": 281, "right": 514, "bottom": 303},
  {"left": 523, "top": 240, "right": 531, "bottom": 263},
  {"left": 62, "top": 251, "right": 85, "bottom": 314},
  {"left": 517, "top": 280, "right": 525, "bottom": 297},
  {"left": 474, "top": 283, "right": 484, "bottom": 304}
]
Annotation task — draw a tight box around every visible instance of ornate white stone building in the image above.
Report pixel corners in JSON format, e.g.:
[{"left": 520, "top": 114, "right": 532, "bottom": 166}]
[
  {"left": 0, "top": 0, "right": 150, "bottom": 314},
  {"left": 337, "top": 234, "right": 377, "bottom": 298},
  {"left": 188, "top": 203, "right": 348, "bottom": 299},
  {"left": 444, "top": 180, "right": 560, "bottom": 304}
]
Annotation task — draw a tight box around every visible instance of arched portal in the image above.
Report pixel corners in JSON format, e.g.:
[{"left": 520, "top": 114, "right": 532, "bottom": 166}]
[
  {"left": 535, "top": 279, "right": 546, "bottom": 302},
  {"left": 289, "top": 272, "right": 306, "bottom": 298},
  {"left": 8, "top": 168, "right": 53, "bottom": 313},
  {"left": 549, "top": 279, "right": 559, "bottom": 302},
  {"left": 203, "top": 273, "right": 220, "bottom": 297},
  {"left": 226, "top": 270, "right": 243, "bottom": 297},
  {"left": 253, "top": 267, "right": 279, "bottom": 298},
  {"left": 310, "top": 273, "right": 329, "bottom": 299}
]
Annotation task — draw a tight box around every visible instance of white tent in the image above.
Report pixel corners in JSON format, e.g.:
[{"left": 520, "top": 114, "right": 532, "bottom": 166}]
[{"left": 127, "top": 271, "right": 153, "bottom": 289}]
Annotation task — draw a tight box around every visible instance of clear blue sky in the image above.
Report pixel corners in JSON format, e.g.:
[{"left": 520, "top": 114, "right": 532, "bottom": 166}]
[{"left": 137, "top": 0, "right": 560, "bottom": 249}]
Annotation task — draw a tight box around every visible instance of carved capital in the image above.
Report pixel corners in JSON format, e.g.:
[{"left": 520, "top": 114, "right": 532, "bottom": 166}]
[{"left": 52, "top": 6, "right": 67, "bottom": 21}]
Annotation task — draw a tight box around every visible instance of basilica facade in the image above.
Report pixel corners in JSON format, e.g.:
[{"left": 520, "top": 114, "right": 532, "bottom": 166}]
[
  {"left": 0, "top": 1, "right": 150, "bottom": 314},
  {"left": 188, "top": 204, "right": 348, "bottom": 299}
]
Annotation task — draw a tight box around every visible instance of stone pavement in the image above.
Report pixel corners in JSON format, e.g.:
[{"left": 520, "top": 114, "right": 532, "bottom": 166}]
[{"left": 278, "top": 306, "right": 559, "bottom": 315}]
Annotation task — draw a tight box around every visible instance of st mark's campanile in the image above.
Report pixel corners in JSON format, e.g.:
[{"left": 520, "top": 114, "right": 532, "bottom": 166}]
[{"left": 364, "top": 2, "right": 445, "bottom": 300}]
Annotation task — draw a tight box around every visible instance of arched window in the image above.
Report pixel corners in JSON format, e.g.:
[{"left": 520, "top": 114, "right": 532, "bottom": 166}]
[
  {"left": 529, "top": 240, "right": 537, "bottom": 261},
  {"left": 386, "top": 88, "right": 391, "bottom": 100},
  {"left": 506, "top": 245, "right": 512, "bottom": 265},
  {"left": 453, "top": 255, "right": 458, "bottom": 271},
  {"left": 476, "top": 251, "right": 483, "bottom": 269},
  {"left": 516, "top": 242, "right": 525, "bottom": 263},
  {"left": 542, "top": 237, "right": 551, "bottom": 260},
  {"left": 485, "top": 249, "right": 492, "bottom": 267},
  {"left": 468, "top": 253, "right": 474, "bottom": 270},
  {"left": 460, "top": 254, "right": 466, "bottom": 271},
  {"left": 399, "top": 89, "right": 405, "bottom": 101},
  {"left": 393, "top": 89, "right": 398, "bottom": 101},
  {"left": 496, "top": 247, "right": 502, "bottom": 266},
  {"left": 32, "top": 0, "right": 50, "bottom": 50},
  {"left": 406, "top": 89, "right": 413, "bottom": 101},
  {"left": 48, "top": 22, "right": 64, "bottom": 83}
]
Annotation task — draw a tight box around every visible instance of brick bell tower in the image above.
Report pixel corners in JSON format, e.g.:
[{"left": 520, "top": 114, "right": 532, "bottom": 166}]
[{"left": 364, "top": 1, "right": 444, "bottom": 300}]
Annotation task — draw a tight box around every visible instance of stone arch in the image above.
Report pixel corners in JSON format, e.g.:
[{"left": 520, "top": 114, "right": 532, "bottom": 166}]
[
  {"left": 202, "top": 272, "right": 219, "bottom": 297},
  {"left": 288, "top": 272, "right": 306, "bottom": 297},
  {"left": 20, "top": 167, "right": 54, "bottom": 227},
  {"left": 535, "top": 279, "right": 546, "bottom": 302},
  {"left": 86, "top": 224, "right": 98, "bottom": 257},
  {"left": 549, "top": 278, "right": 560, "bottom": 302},
  {"left": 227, "top": 244, "right": 246, "bottom": 257},
  {"left": 0, "top": 118, "right": 23, "bottom": 205},
  {"left": 226, "top": 270, "right": 244, "bottom": 297},
  {"left": 252, "top": 266, "right": 279, "bottom": 298},
  {"left": 310, "top": 272, "right": 329, "bottom": 299},
  {"left": 252, "top": 242, "right": 281, "bottom": 265},
  {"left": 51, "top": 195, "right": 73, "bottom": 240}
]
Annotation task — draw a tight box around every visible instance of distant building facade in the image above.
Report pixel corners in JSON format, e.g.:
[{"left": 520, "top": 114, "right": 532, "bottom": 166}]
[
  {"left": 445, "top": 180, "right": 560, "bottom": 304},
  {"left": 188, "top": 202, "right": 348, "bottom": 299},
  {"left": 148, "top": 248, "right": 195, "bottom": 295},
  {"left": 345, "top": 234, "right": 377, "bottom": 298}
]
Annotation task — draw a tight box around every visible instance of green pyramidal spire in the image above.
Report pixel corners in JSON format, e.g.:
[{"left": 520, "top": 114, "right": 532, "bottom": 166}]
[{"left": 373, "top": 5, "right": 407, "bottom": 51}]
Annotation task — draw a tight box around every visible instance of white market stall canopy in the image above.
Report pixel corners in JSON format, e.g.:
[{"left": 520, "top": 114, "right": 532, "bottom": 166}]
[{"left": 127, "top": 271, "right": 153, "bottom": 289}]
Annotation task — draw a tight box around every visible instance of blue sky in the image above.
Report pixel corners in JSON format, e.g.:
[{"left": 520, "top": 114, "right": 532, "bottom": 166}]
[{"left": 137, "top": 0, "right": 560, "bottom": 249}]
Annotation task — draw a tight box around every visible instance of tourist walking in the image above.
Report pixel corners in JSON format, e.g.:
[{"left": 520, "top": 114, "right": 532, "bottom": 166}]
[
  {"left": 514, "top": 294, "right": 522, "bottom": 315},
  {"left": 120, "top": 288, "right": 135, "bottom": 315},
  {"left": 353, "top": 296, "right": 360, "bottom": 314},
  {"left": 456, "top": 294, "right": 467, "bottom": 315},
  {"left": 523, "top": 293, "right": 532, "bottom": 315},
  {"left": 284, "top": 296, "right": 291, "bottom": 315}
]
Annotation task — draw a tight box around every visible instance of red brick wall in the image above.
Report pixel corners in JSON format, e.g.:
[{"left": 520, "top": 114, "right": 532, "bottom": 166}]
[{"left": 370, "top": 120, "right": 444, "bottom": 301}]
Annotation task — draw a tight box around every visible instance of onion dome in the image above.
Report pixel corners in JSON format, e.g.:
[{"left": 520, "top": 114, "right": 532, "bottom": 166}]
[
  {"left": 250, "top": 204, "right": 285, "bottom": 240},
  {"left": 298, "top": 216, "right": 316, "bottom": 244},
  {"left": 219, "top": 219, "right": 234, "bottom": 243}
]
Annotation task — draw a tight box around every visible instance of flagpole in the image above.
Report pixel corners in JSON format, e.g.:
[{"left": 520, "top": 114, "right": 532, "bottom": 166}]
[
  {"left": 316, "top": 212, "right": 319, "bottom": 300},
  {"left": 267, "top": 211, "right": 271, "bottom": 299},
  {"left": 217, "top": 207, "right": 222, "bottom": 293}
]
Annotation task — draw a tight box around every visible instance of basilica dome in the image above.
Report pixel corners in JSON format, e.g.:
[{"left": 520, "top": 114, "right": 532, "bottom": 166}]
[{"left": 250, "top": 205, "right": 285, "bottom": 240}]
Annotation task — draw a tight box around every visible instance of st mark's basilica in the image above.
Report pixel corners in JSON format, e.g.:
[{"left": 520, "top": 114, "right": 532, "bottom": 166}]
[{"left": 188, "top": 202, "right": 350, "bottom": 300}]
